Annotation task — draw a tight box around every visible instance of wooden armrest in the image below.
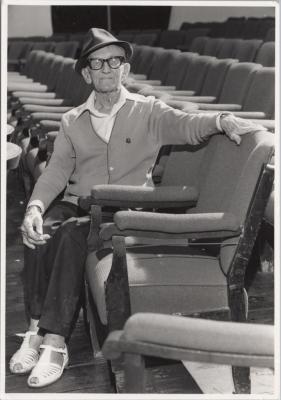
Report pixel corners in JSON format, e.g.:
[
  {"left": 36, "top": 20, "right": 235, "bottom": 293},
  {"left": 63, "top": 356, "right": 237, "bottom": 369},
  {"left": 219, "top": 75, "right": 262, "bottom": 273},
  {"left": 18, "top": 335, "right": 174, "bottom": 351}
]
[
  {"left": 31, "top": 112, "right": 64, "bottom": 122},
  {"left": 40, "top": 120, "right": 61, "bottom": 132},
  {"left": 164, "top": 99, "right": 199, "bottom": 111},
  {"left": 167, "top": 90, "right": 196, "bottom": 96},
  {"left": 114, "top": 210, "right": 241, "bottom": 234},
  {"left": 128, "top": 73, "right": 147, "bottom": 80},
  {"left": 197, "top": 103, "right": 242, "bottom": 111},
  {"left": 8, "top": 77, "right": 34, "bottom": 83},
  {"left": 248, "top": 119, "right": 275, "bottom": 132},
  {"left": 89, "top": 184, "right": 198, "bottom": 209},
  {"left": 98, "top": 211, "right": 241, "bottom": 241},
  {"left": 102, "top": 313, "right": 274, "bottom": 369},
  {"left": 15, "top": 92, "right": 57, "bottom": 99},
  {"left": 8, "top": 83, "right": 48, "bottom": 92},
  {"left": 19, "top": 97, "right": 72, "bottom": 106},
  {"left": 231, "top": 111, "right": 267, "bottom": 119},
  {"left": 171, "top": 95, "right": 217, "bottom": 103},
  {"left": 149, "top": 85, "right": 177, "bottom": 91},
  {"left": 23, "top": 104, "right": 72, "bottom": 113}
]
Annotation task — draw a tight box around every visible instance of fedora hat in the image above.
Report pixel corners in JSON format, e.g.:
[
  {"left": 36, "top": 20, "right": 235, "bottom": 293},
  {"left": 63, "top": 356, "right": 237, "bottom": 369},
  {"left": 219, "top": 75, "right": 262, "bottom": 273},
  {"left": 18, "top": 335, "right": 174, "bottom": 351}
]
[{"left": 75, "top": 28, "right": 133, "bottom": 74}]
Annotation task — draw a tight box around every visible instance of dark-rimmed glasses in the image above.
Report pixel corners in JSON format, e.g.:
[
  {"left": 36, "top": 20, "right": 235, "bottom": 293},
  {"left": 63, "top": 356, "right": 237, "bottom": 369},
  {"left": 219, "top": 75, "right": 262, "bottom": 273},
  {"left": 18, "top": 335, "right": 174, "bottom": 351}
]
[{"left": 87, "top": 56, "right": 125, "bottom": 70}]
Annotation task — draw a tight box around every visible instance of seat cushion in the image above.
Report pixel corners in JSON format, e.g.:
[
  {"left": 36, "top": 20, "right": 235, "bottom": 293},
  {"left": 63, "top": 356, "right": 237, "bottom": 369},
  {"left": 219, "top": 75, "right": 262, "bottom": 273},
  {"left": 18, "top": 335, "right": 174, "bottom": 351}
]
[{"left": 86, "top": 245, "right": 228, "bottom": 325}]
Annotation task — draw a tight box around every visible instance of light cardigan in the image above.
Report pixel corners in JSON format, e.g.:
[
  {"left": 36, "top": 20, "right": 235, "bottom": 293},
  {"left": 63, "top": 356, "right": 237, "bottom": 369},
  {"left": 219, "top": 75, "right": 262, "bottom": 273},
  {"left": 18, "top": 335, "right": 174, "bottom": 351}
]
[{"left": 29, "top": 90, "right": 221, "bottom": 213}]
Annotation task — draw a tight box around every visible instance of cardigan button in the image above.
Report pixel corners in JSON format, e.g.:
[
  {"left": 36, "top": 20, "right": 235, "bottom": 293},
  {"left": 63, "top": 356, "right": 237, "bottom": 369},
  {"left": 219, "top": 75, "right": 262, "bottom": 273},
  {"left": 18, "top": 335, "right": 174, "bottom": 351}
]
[{"left": 126, "top": 138, "right": 131, "bottom": 143}]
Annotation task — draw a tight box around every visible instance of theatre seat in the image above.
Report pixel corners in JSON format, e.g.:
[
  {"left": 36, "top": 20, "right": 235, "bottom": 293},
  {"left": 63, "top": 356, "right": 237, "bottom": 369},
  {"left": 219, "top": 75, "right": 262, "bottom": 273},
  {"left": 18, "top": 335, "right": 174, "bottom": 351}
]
[
  {"left": 84, "top": 129, "right": 274, "bottom": 393},
  {"left": 232, "top": 39, "right": 263, "bottom": 62},
  {"left": 53, "top": 40, "right": 79, "bottom": 58},
  {"left": 103, "top": 313, "right": 274, "bottom": 393},
  {"left": 8, "top": 40, "right": 33, "bottom": 71},
  {"left": 126, "top": 49, "right": 180, "bottom": 92},
  {"left": 192, "top": 66, "right": 274, "bottom": 120},
  {"left": 149, "top": 57, "right": 236, "bottom": 105},
  {"left": 255, "top": 41, "right": 275, "bottom": 67},
  {"left": 201, "top": 37, "right": 225, "bottom": 57},
  {"left": 216, "top": 38, "right": 243, "bottom": 59},
  {"left": 186, "top": 36, "right": 209, "bottom": 54},
  {"left": 139, "top": 55, "right": 215, "bottom": 100}
]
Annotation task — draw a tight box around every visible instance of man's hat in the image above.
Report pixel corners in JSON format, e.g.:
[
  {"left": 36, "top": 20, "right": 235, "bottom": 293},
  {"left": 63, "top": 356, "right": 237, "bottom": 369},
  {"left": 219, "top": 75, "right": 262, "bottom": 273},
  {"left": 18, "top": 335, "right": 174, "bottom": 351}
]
[{"left": 75, "top": 28, "right": 133, "bottom": 74}]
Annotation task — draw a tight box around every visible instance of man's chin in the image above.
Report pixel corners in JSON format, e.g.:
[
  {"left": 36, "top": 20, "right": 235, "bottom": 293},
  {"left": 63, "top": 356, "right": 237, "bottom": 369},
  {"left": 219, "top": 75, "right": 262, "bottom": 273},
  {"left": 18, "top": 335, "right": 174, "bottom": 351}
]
[{"left": 96, "top": 87, "right": 120, "bottom": 94}]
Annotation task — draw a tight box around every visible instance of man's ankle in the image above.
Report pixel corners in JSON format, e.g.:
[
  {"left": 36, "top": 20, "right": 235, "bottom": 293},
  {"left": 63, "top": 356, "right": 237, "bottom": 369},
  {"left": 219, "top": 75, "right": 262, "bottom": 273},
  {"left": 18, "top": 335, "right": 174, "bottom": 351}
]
[
  {"left": 28, "top": 319, "right": 39, "bottom": 332},
  {"left": 43, "top": 333, "right": 65, "bottom": 348}
]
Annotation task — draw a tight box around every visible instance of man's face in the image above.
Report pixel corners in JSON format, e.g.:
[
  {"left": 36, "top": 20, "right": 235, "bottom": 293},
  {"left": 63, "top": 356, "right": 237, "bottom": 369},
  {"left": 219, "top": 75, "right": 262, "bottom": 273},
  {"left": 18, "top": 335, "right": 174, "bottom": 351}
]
[{"left": 81, "top": 45, "right": 130, "bottom": 93}]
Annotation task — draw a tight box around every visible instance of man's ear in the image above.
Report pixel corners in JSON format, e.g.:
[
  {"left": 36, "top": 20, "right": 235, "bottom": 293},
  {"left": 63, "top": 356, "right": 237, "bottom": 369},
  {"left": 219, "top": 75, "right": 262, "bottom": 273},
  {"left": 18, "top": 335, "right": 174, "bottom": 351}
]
[
  {"left": 81, "top": 67, "right": 92, "bottom": 85},
  {"left": 121, "top": 63, "right": 131, "bottom": 84}
]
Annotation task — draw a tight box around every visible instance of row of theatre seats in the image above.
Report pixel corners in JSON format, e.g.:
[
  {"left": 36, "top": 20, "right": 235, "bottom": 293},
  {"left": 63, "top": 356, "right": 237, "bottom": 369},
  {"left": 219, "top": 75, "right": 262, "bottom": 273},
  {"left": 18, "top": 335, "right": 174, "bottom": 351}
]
[
  {"left": 118, "top": 24, "right": 275, "bottom": 51},
  {"left": 179, "top": 16, "right": 275, "bottom": 39},
  {"left": 8, "top": 15, "right": 275, "bottom": 71},
  {"left": 7, "top": 44, "right": 275, "bottom": 193},
  {"left": 8, "top": 35, "right": 275, "bottom": 73},
  {"left": 7, "top": 36, "right": 275, "bottom": 393},
  {"left": 8, "top": 40, "right": 80, "bottom": 71}
]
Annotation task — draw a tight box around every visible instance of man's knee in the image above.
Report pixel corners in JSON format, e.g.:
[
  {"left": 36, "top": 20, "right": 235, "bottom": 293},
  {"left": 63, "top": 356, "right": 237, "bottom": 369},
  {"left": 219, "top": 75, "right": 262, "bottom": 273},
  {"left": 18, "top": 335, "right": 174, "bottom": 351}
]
[{"left": 53, "top": 216, "right": 90, "bottom": 247}]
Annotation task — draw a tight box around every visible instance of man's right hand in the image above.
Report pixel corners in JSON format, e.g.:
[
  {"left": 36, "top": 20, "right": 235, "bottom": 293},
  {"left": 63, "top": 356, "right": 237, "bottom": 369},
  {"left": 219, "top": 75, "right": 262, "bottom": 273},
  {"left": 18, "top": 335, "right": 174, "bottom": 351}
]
[{"left": 21, "top": 205, "right": 51, "bottom": 249}]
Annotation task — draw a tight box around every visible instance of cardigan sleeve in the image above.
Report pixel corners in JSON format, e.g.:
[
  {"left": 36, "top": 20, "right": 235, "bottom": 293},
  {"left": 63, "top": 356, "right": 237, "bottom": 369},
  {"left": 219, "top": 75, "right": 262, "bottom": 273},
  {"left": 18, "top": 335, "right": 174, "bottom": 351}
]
[
  {"left": 28, "top": 115, "right": 76, "bottom": 212},
  {"left": 148, "top": 99, "right": 220, "bottom": 146}
]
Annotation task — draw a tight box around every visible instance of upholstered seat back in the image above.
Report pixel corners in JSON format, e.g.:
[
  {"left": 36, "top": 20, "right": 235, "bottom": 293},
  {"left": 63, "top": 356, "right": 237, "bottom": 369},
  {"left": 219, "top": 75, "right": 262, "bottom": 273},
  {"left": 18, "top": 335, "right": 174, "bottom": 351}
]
[
  {"left": 160, "top": 143, "right": 207, "bottom": 189},
  {"left": 163, "top": 52, "right": 196, "bottom": 89},
  {"left": 148, "top": 49, "right": 180, "bottom": 84},
  {"left": 217, "top": 62, "right": 262, "bottom": 105},
  {"left": 242, "top": 67, "right": 275, "bottom": 118},
  {"left": 23, "top": 50, "right": 43, "bottom": 78},
  {"left": 133, "top": 46, "right": 164, "bottom": 76},
  {"left": 180, "top": 55, "right": 215, "bottom": 93},
  {"left": 199, "top": 58, "right": 237, "bottom": 97},
  {"left": 44, "top": 55, "right": 65, "bottom": 91},
  {"left": 51, "top": 58, "right": 76, "bottom": 99},
  {"left": 193, "top": 131, "right": 274, "bottom": 273}
]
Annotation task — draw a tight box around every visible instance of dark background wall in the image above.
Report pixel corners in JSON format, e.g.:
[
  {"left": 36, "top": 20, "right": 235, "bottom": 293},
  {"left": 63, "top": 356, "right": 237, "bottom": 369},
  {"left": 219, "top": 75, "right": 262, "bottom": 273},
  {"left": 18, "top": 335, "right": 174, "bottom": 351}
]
[{"left": 51, "top": 5, "right": 171, "bottom": 33}]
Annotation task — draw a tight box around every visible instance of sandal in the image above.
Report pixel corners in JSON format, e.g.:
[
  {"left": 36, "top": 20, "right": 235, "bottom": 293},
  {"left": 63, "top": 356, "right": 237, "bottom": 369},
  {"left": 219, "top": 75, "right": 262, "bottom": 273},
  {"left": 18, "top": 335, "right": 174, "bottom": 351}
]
[
  {"left": 9, "top": 331, "right": 40, "bottom": 375},
  {"left": 27, "top": 344, "right": 69, "bottom": 388}
]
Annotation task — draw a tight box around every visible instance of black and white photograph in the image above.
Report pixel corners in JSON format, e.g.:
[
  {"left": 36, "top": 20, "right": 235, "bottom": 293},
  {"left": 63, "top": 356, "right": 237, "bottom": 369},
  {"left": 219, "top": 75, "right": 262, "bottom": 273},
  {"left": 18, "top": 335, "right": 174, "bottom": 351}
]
[{"left": 1, "top": 0, "right": 279, "bottom": 398}]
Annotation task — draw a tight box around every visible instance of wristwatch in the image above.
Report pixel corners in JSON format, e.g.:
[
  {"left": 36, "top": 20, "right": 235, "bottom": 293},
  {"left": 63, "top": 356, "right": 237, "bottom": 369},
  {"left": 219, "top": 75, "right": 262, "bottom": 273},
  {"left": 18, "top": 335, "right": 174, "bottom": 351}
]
[{"left": 216, "top": 112, "right": 231, "bottom": 132}]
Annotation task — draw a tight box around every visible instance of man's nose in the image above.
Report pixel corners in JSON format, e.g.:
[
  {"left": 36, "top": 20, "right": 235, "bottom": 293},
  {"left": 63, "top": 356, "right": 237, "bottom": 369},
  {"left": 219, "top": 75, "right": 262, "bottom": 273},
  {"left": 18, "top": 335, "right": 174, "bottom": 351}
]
[{"left": 101, "top": 61, "right": 111, "bottom": 73}]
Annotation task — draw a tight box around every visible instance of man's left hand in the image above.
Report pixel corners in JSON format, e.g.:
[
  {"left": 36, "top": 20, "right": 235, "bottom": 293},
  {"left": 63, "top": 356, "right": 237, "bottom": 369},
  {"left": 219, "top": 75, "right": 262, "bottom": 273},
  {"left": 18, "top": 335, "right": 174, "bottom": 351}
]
[{"left": 220, "top": 114, "right": 268, "bottom": 145}]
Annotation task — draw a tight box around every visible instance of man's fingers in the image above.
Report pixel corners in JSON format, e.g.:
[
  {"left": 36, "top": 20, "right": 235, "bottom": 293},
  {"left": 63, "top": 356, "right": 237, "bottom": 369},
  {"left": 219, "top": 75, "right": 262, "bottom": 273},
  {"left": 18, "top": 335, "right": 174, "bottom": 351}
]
[
  {"left": 23, "top": 228, "right": 42, "bottom": 242},
  {"left": 22, "top": 231, "right": 49, "bottom": 246},
  {"left": 41, "top": 234, "right": 51, "bottom": 240},
  {"left": 34, "top": 218, "right": 43, "bottom": 235},
  {"left": 21, "top": 207, "right": 48, "bottom": 249},
  {"left": 226, "top": 132, "right": 241, "bottom": 145},
  {"left": 22, "top": 236, "right": 36, "bottom": 249}
]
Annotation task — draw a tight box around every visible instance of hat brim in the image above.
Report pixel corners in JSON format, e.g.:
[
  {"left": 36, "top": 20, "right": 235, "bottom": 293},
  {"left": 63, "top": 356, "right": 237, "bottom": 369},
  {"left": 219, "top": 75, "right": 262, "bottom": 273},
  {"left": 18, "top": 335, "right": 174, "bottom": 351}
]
[{"left": 75, "top": 40, "right": 133, "bottom": 74}]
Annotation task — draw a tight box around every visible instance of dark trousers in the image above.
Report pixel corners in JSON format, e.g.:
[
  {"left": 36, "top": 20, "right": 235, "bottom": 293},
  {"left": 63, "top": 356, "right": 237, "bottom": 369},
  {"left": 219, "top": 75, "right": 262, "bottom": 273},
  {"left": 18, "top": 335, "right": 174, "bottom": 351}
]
[{"left": 23, "top": 201, "right": 90, "bottom": 339}]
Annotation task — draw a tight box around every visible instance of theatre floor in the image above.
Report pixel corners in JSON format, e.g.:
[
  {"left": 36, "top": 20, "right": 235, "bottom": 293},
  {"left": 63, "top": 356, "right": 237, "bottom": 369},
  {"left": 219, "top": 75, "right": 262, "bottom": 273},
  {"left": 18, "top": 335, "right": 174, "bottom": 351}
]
[{"left": 5, "top": 170, "right": 274, "bottom": 395}]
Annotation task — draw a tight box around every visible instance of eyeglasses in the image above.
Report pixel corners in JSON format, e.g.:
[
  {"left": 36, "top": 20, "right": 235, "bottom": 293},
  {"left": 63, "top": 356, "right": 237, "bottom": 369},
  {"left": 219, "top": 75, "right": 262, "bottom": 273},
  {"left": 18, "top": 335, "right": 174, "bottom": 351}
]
[{"left": 87, "top": 56, "right": 125, "bottom": 70}]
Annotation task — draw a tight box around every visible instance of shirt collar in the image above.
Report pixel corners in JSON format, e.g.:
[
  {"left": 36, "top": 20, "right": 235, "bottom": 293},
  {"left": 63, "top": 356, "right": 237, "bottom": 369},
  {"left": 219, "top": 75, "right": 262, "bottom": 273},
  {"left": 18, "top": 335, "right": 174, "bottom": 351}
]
[{"left": 74, "top": 86, "right": 137, "bottom": 120}]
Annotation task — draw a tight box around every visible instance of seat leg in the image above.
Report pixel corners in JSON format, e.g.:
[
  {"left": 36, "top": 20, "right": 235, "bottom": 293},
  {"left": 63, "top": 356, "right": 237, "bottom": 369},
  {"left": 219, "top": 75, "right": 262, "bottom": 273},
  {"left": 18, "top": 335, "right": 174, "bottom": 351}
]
[
  {"left": 124, "top": 353, "right": 146, "bottom": 393},
  {"left": 84, "top": 279, "right": 103, "bottom": 356},
  {"left": 232, "top": 366, "right": 251, "bottom": 394},
  {"left": 229, "top": 287, "right": 251, "bottom": 394}
]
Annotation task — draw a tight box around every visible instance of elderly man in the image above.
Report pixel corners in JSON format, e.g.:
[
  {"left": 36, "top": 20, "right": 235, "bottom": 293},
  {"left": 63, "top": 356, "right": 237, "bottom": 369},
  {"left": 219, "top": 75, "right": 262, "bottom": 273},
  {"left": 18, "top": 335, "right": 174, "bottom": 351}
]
[{"left": 9, "top": 28, "right": 265, "bottom": 388}]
